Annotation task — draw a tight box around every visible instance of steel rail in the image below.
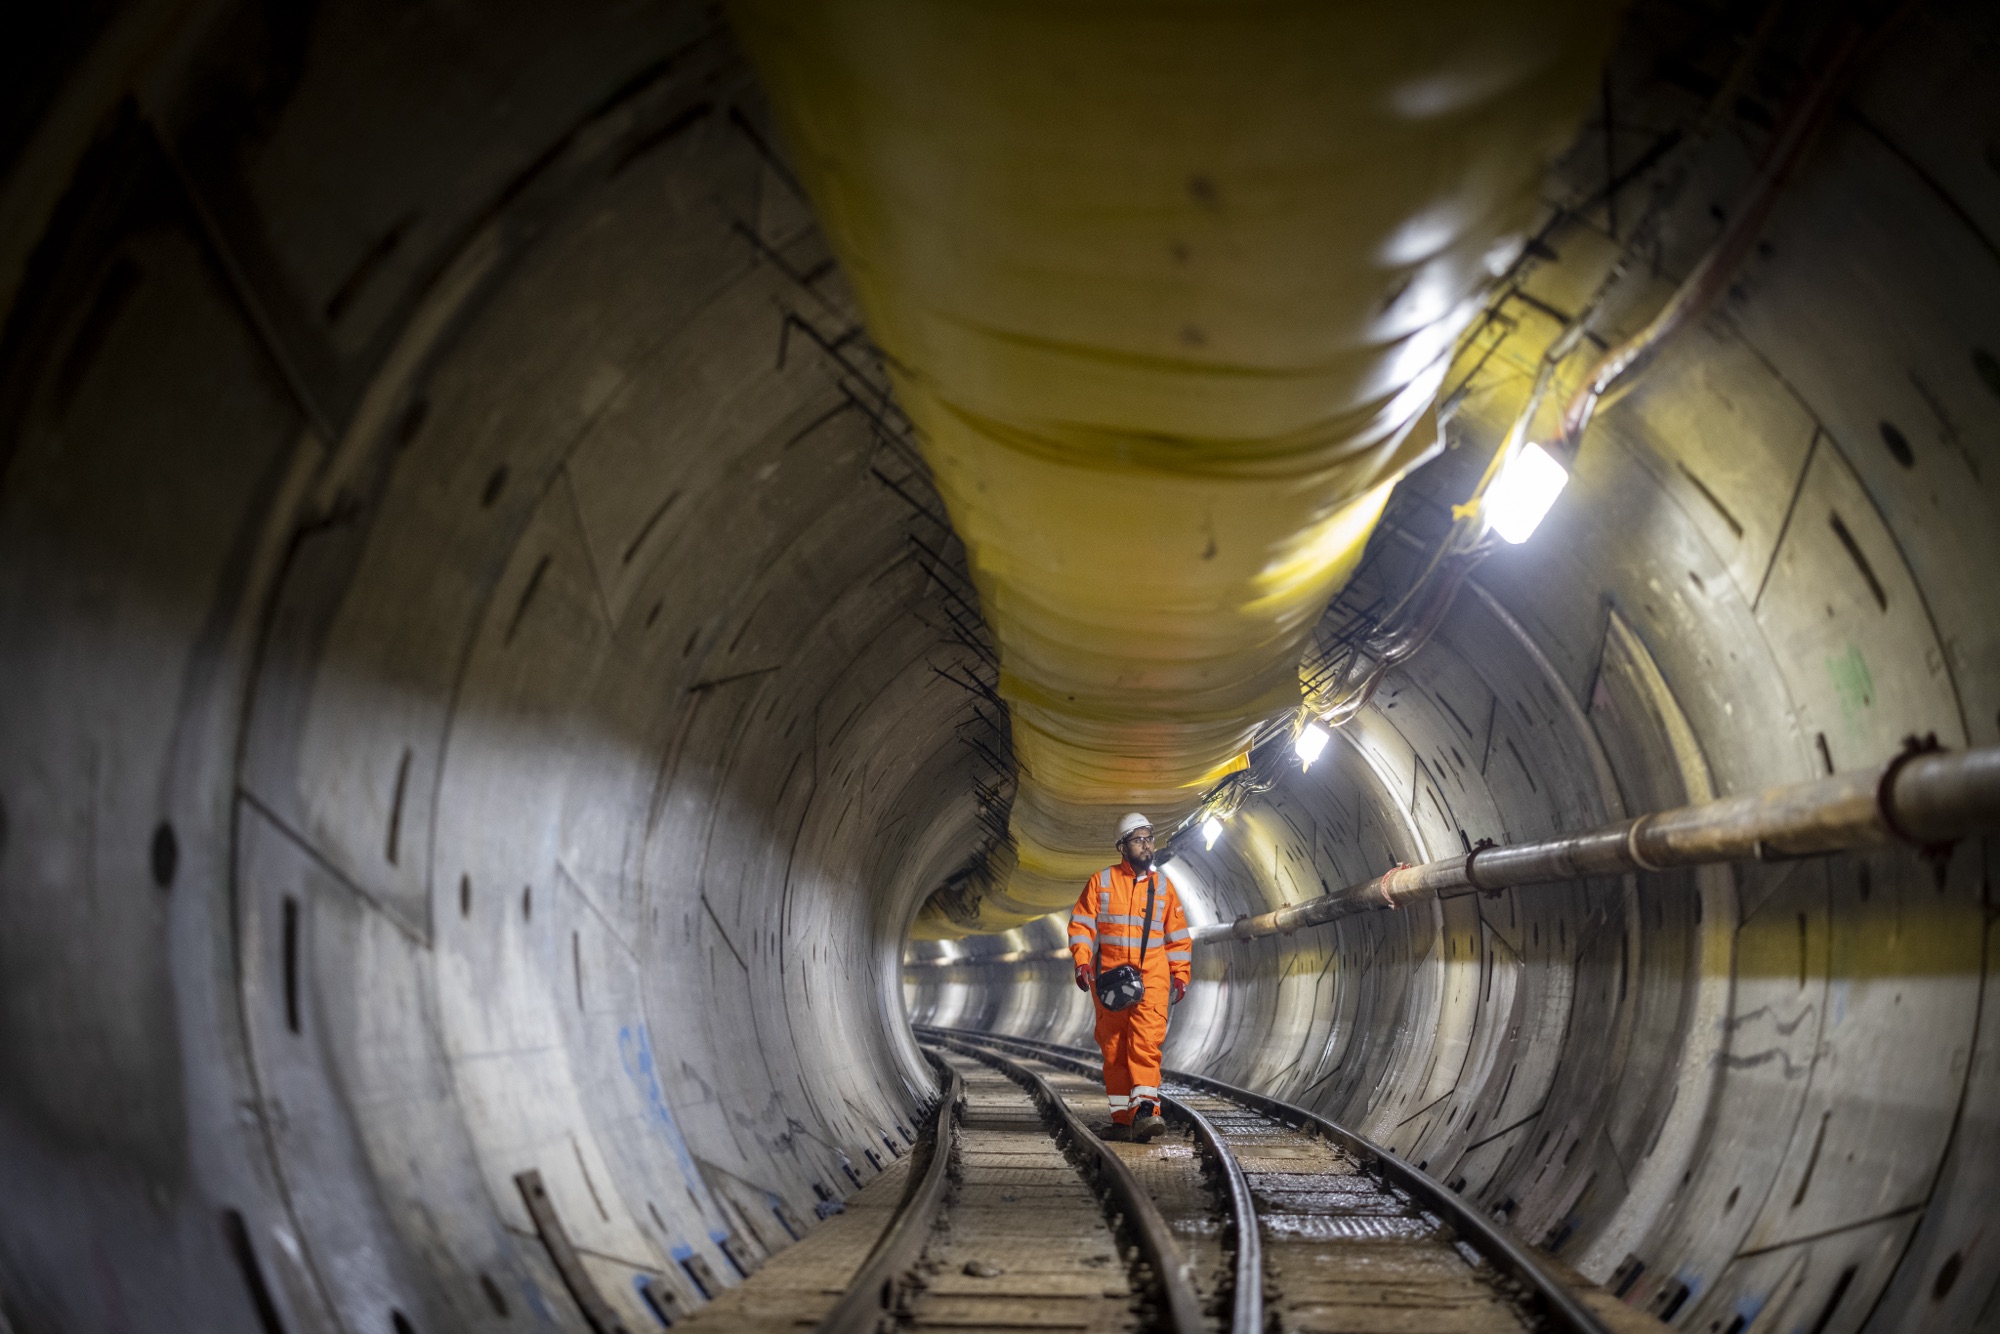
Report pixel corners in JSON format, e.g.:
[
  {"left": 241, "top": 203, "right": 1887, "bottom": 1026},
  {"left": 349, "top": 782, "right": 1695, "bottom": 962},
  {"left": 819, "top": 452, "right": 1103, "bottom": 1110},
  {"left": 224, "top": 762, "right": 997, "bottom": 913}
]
[
  {"left": 813, "top": 1055, "right": 963, "bottom": 1334},
  {"left": 925, "top": 1026, "right": 1612, "bottom": 1334},
  {"left": 1169, "top": 1095, "right": 1262, "bottom": 1334},
  {"left": 1194, "top": 741, "right": 2000, "bottom": 945},
  {"left": 925, "top": 1034, "right": 1206, "bottom": 1334},
  {"left": 938, "top": 1029, "right": 1263, "bottom": 1334}
]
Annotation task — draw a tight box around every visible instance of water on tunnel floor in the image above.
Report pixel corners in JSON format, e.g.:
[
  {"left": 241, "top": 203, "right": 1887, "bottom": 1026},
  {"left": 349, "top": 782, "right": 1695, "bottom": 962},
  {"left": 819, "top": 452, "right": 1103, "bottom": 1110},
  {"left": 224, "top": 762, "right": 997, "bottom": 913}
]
[{"left": 1, "top": 3, "right": 1996, "bottom": 1334}]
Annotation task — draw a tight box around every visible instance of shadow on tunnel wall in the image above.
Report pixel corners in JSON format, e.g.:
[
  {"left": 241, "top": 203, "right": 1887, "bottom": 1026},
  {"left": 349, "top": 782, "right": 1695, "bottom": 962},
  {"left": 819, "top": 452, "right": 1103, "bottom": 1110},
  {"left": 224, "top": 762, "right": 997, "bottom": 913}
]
[
  {"left": 0, "top": 2, "right": 1996, "bottom": 1334},
  {"left": 1, "top": 4, "right": 989, "bottom": 1331}
]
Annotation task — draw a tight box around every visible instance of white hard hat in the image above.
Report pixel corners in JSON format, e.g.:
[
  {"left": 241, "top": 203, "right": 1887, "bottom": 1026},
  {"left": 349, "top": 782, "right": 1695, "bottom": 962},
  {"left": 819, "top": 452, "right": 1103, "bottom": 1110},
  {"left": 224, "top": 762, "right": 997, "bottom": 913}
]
[{"left": 1115, "top": 812, "right": 1152, "bottom": 843}]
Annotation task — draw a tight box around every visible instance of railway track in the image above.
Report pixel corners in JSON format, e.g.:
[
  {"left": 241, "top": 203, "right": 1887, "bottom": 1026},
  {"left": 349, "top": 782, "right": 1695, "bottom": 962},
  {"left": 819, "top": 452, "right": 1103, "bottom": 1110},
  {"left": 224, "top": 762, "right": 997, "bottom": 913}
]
[
  {"left": 683, "top": 1027, "right": 1624, "bottom": 1334},
  {"left": 838, "top": 1038, "right": 1193, "bottom": 1334},
  {"left": 928, "top": 1027, "right": 1617, "bottom": 1334}
]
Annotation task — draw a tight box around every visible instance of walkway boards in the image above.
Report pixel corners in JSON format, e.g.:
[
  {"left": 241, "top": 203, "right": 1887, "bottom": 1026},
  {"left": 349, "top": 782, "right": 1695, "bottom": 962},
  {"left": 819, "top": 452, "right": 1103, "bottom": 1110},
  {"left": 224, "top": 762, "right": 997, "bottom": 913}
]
[
  {"left": 678, "top": 1050, "right": 1138, "bottom": 1333},
  {"left": 902, "top": 1051, "right": 1137, "bottom": 1333},
  {"left": 672, "top": 1153, "right": 911, "bottom": 1332}
]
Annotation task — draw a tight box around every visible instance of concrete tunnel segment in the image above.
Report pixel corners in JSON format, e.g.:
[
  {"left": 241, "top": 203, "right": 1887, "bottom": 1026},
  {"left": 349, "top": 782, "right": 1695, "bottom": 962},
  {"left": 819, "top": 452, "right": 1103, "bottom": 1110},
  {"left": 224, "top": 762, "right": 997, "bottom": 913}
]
[{"left": 1, "top": 3, "right": 1997, "bottom": 1332}]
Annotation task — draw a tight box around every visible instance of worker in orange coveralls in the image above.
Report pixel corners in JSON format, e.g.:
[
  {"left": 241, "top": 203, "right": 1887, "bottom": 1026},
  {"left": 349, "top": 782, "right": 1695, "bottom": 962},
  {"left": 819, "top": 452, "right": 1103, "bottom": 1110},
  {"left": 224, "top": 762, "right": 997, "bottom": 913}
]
[{"left": 1067, "top": 813, "right": 1192, "bottom": 1142}]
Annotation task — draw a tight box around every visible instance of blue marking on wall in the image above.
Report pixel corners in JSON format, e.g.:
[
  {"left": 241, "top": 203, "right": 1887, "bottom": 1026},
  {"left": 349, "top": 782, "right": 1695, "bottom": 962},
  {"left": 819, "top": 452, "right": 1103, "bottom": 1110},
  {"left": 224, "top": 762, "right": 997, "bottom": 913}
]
[
  {"left": 619, "top": 1022, "right": 717, "bottom": 1214},
  {"left": 768, "top": 1190, "right": 800, "bottom": 1239},
  {"left": 633, "top": 1273, "right": 673, "bottom": 1329}
]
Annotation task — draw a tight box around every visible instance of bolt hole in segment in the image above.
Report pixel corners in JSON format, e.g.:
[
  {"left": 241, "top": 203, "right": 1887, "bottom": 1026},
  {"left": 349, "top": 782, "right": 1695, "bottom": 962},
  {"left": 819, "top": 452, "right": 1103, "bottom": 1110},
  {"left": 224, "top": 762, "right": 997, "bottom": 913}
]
[{"left": 727, "top": 0, "right": 1620, "bottom": 937}]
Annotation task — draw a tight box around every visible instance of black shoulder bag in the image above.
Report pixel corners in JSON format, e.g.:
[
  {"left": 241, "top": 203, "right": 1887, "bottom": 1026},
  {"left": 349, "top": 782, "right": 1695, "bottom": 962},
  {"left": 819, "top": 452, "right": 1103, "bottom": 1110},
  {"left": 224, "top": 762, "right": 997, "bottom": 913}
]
[{"left": 1093, "top": 873, "right": 1157, "bottom": 1012}]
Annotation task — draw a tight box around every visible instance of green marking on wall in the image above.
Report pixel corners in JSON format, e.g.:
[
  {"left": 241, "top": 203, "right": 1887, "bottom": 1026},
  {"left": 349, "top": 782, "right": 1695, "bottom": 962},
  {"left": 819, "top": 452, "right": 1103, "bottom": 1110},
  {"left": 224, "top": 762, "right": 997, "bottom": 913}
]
[{"left": 1826, "top": 644, "right": 1875, "bottom": 735}]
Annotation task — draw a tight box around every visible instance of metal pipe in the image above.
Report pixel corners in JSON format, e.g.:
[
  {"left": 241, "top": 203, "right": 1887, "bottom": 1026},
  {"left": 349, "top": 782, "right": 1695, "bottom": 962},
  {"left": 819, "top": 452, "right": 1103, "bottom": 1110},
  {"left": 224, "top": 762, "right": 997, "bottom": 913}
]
[{"left": 1196, "top": 743, "right": 2000, "bottom": 945}]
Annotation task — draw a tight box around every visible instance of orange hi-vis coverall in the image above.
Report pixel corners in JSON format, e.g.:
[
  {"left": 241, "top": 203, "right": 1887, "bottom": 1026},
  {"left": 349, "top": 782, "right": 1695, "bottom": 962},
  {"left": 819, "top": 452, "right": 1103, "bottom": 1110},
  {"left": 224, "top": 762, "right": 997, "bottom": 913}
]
[{"left": 1067, "top": 862, "right": 1192, "bottom": 1124}]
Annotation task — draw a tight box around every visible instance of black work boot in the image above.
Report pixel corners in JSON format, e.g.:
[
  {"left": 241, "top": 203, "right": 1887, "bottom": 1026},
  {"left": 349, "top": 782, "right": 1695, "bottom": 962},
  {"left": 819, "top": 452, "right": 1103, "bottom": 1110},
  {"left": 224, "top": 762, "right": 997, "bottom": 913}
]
[
  {"left": 1101, "top": 1121, "right": 1134, "bottom": 1142},
  {"left": 1132, "top": 1102, "right": 1166, "bottom": 1141}
]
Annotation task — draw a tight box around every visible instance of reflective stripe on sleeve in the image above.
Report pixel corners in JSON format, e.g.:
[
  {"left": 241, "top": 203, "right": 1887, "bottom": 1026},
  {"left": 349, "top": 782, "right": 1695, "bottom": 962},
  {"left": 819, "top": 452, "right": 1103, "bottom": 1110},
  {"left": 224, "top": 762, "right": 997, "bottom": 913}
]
[
  {"left": 1166, "top": 927, "right": 1191, "bottom": 942},
  {"left": 1166, "top": 950, "right": 1191, "bottom": 962}
]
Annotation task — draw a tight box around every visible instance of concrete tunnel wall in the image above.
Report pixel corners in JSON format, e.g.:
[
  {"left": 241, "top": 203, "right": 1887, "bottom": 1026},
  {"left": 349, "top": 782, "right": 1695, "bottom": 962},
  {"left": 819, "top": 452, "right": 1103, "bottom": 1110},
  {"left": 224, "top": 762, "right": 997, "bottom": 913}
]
[{"left": 0, "top": 3, "right": 1995, "bottom": 1334}]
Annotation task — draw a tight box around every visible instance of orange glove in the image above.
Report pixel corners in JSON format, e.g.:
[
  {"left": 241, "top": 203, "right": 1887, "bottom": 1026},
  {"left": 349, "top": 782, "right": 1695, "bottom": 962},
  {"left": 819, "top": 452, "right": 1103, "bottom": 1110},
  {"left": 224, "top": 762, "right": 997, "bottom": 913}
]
[
  {"left": 1075, "top": 963, "right": 1092, "bottom": 993},
  {"left": 1170, "top": 979, "right": 1186, "bottom": 1005}
]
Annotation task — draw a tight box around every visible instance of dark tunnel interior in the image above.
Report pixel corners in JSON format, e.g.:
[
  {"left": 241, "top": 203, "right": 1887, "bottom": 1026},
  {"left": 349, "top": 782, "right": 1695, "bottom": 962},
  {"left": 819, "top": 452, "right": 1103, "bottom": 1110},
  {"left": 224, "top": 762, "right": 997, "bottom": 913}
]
[{"left": 1, "top": 2, "right": 1997, "bottom": 1333}]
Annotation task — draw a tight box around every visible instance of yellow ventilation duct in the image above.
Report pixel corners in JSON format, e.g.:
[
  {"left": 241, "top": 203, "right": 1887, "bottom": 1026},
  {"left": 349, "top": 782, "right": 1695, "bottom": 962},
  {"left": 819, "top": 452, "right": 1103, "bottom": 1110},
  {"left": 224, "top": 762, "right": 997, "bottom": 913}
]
[{"left": 730, "top": 1, "right": 1615, "bottom": 935}]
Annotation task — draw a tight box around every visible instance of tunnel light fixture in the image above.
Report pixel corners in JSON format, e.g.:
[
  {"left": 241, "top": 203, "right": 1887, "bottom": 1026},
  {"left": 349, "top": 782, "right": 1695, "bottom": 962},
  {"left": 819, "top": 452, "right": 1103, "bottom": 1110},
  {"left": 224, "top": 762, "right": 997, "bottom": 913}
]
[
  {"left": 1202, "top": 816, "right": 1224, "bottom": 850},
  {"left": 1296, "top": 721, "right": 1331, "bottom": 771},
  {"left": 1484, "top": 441, "right": 1569, "bottom": 544}
]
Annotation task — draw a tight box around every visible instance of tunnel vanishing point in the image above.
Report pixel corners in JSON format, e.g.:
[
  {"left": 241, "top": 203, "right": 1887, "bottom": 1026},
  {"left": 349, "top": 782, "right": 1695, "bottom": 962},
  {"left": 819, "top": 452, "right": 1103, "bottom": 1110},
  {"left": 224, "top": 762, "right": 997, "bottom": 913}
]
[{"left": 4, "top": 2, "right": 2000, "bottom": 1332}]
